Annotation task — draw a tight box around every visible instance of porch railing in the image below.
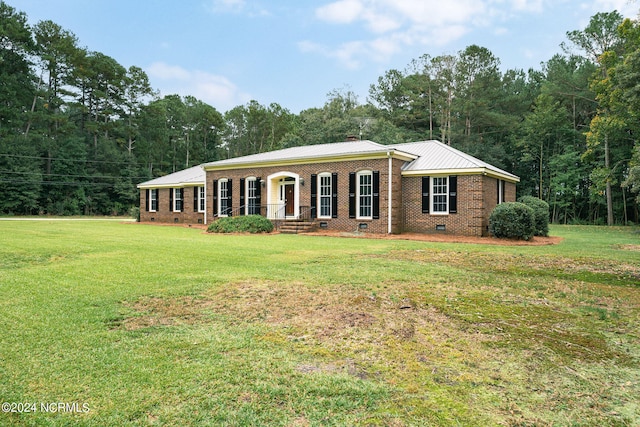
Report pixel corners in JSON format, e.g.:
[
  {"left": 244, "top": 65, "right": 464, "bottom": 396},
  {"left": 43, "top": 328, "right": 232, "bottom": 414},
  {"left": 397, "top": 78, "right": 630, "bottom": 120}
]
[{"left": 213, "top": 205, "right": 315, "bottom": 221}]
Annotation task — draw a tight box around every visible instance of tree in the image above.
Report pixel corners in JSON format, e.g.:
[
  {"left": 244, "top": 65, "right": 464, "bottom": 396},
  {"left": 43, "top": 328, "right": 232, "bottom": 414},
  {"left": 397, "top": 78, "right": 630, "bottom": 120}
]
[
  {"left": 565, "top": 11, "right": 626, "bottom": 225},
  {"left": 0, "top": 1, "right": 35, "bottom": 136},
  {"left": 519, "top": 94, "right": 570, "bottom": 199},
  {"left": 122, "top": 66, "right": 155, "bottom": 155}
]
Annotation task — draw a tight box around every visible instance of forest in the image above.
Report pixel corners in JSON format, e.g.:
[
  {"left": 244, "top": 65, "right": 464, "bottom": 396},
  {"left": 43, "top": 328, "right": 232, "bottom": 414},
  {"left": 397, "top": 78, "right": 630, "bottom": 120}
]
[{"left": 1, "top": 1, "right": 639, "bottom": 224}]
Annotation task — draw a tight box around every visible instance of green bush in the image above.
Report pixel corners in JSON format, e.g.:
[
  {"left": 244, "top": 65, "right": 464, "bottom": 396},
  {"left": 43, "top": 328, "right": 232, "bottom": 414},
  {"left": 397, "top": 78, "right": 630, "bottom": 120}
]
[
  {"left": 517, "top": 196, "right": 550, "bottom": 236},
  {"left": 489, "top": 202, "right": 536, "bottom": 240},
  {"left": 207, "top": 215, "right": 274, "bottom": 234},
  {"left": 130, "top": 206, "right": 140, "bottom": 222}
]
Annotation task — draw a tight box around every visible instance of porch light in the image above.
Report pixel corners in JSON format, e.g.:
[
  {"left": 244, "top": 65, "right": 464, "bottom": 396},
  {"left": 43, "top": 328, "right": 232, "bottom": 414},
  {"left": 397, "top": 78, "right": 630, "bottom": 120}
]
[
  {"left": 300, "top": 178, "right": 305, "bottom": 186},
  {"left": 260, "top": 179, "right": 265, "bottom": 187}
]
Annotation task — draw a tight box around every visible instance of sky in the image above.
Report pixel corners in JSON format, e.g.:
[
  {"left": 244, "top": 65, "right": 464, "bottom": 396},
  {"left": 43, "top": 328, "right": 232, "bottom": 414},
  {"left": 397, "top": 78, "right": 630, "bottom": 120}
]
[{"left": 13, "top": 0, "right": 640, "bottom": 114}]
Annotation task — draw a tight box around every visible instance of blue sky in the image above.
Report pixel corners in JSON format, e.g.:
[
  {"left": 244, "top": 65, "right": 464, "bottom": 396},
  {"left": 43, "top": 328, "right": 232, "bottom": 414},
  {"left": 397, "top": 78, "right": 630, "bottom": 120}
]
[{"left": 14, "top": 0, "right": 640, "bottom": 114}]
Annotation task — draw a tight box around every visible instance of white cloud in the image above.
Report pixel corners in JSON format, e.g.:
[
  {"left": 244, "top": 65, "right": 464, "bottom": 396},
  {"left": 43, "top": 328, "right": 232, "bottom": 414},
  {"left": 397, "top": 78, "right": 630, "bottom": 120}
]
[
  {"left": 306, "top": 0, "right": 640, "bottom": 69},
  {"left": 508, "top": 0, "right": 545, "bottom": 13},
  {"left": 590, "top": 0, "right": 640, "bottom": 17},
  {"left": 206, "top": 0, "right": 246, "bottom": 13},
  {"left": 307, "top": 0, "right": 487, "bottom": 68},
  {"left": 146, "top": 62, "right": 251, "bottom": 111},
  {"left": 315, "top": 0, "right": 364, "bottom": 24}
]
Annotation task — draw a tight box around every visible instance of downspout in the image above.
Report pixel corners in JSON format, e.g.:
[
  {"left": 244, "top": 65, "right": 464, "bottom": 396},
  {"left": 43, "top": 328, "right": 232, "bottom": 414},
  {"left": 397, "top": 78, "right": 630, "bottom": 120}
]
[
  {"left": 387, "top": 152, "right": 393, "bottom": 234},
  {"left": 203, "top": 168, "right": 207, "bottom": 225}
]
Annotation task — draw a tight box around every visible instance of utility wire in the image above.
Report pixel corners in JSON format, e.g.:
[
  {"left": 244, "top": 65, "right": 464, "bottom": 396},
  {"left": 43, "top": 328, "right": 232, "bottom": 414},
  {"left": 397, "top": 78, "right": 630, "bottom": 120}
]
[
  {"left": 0, "top": 170, "right": 150, "bottom": 180},
  {"left": 0, "top": 178, "right": 127, "bottom": 188}
]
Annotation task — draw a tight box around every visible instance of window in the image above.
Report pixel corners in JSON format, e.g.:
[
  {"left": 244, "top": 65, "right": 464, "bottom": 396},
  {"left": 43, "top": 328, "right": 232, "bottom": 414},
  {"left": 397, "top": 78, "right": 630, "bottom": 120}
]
[
  {"left": 173, "top": 188, "right": 183, "bottom": 212},
  {"left": 150, "top": 189, "right": 158, "bottom": 212},
  {"left": 422, "top": 175, "right": 457, "bottom": 215},
  {"left": 219, "top": 179, "right": 230, "bottom": 216},
  {"left": 432, "top": 177, "right": 448, "bottom": 213},
  {"left": 319, "top": 173, "right": 332, "bottom": 218},
  {"left": 358, "top": 171, "right": 373, "bottom": 219},
  {"left": 197, "top": 186, "right": 205, "bottom": 212},
  {"left": 497, "top": 179, "right": 505, "bottom": 204},
  {"left": 246, "top": 178, "right": 258, "bottom": 215}
]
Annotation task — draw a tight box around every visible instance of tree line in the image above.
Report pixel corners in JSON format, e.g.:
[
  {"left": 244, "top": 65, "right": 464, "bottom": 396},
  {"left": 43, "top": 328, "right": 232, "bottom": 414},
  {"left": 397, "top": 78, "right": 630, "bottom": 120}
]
[{"left": 1, "top": 1, "right": 639, "bottom": 224}]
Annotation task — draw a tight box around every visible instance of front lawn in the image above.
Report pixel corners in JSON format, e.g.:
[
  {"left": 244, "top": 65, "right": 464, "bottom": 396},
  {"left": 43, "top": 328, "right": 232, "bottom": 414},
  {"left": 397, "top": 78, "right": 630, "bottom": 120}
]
[{"left": 0, "top": 221, "right": 638, "bottom": 426}]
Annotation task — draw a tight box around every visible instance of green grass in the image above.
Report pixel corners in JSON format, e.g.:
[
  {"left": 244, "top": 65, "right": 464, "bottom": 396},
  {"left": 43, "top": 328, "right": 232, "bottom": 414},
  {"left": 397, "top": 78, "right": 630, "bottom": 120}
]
[{"left": 0, "top": 221, "right": 638, "bottom": 426}]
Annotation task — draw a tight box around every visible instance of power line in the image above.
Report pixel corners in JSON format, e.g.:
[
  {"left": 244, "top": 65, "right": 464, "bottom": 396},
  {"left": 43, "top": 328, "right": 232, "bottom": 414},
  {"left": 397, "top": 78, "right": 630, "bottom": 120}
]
[
  {"left": 0, "top": 153, "right": 140, "bottom": 165},
  {"left": 0, "top": 178, "right": 127, "bottom": 188},
  {"left": 0, "top": 170, "right": 149, "bottom": 180}
]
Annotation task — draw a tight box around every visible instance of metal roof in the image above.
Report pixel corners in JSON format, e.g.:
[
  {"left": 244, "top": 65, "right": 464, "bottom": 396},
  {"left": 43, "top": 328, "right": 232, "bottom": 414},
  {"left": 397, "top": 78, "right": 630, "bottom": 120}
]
[
  {"left": 202, "top": 140, "right": 402, "bottom": 168},
  {"left": 137, "top": 165, "right": 205, "bottom": 188},
  {"left": 396, "top": 140, "right": 519, "bottom": 181},
  {"left": 138, "top": 139, "right": 519, "bottom": 187}
]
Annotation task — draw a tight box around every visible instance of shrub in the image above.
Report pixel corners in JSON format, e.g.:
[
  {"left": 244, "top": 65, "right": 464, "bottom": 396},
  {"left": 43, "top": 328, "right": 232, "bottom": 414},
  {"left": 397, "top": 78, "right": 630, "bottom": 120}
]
[
  {"left": 518, "top": 195, "right": 549, "bottom": 236},
  {"left": 130, "top": 206, "right": 140, "bottom": 222},
  {"left": 489, "top": 202, "right": 536, "bottom": 240},
  {"left": 207, "top": 215, "right": 274, "bottom": 234}
]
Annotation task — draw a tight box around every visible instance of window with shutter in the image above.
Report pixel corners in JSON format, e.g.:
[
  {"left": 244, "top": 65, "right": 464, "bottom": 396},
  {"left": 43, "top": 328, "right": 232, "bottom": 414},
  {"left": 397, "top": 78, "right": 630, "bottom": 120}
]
[
  {"left": 422, "top": 177, "right": 430, "bottom": 214},
  {"left": 318, "top": 173, "right": 332, "bottom": 219},
  {"left": 432, "top": 177, "right": 448, "bottom": 214},
  {"left": 357, "top": 170, "right": 373, "bottom": 219},
  {"left": 310, "top": 174, "right": 317, "bottom": 219},
  {"left": 449, "top": 176, "right": 457, "bottom": 214},
  {"left": 349, "top": 172, "right": 356, "bottom": 218},
  {"left": 331, "top": 173, "right": 338, "bottom": 218}
]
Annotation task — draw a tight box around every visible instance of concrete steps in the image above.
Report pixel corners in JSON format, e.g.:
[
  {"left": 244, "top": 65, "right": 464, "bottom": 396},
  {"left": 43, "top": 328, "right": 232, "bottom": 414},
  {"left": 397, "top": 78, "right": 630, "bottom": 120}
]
[{"left": 278, "top": 220, "right": 317, "bottom": 234}]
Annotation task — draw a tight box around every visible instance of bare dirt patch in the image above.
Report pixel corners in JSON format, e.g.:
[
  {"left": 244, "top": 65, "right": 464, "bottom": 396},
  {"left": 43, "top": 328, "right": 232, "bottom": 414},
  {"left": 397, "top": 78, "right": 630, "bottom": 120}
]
[
  {"left": 616, "top": 244, "right": 640, "bottom": 252},
  {"left": 119, "top": 296, "right": 215, "bottom": 331},
  {"left": 388, "top": 248, "right": 640, "bottom": 280},
  {"left": 305, "top": 230, "right": 563, "bottom": 246}
]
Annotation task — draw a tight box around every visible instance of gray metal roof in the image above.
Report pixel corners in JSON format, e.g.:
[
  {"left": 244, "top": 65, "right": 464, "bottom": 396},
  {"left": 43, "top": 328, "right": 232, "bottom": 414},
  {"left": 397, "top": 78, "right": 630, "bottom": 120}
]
[
  {"left": 203, "top": 140, "right": 398, "bottom": 168},
  {"left": 137, "top": 165, "right": 205, "bottom": 188},
  {"left": 396, "top": 140, "right": 519, "bottom": 181},
  {"left": 138, "top": 139, "right": 519, "bottom": 187}
]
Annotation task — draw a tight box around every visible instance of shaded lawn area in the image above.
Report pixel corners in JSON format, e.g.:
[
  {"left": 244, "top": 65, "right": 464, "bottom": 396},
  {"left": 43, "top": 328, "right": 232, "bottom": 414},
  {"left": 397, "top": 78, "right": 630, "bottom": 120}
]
[{"left": 0, "top": 221, "right": 638, "bottom": 426}]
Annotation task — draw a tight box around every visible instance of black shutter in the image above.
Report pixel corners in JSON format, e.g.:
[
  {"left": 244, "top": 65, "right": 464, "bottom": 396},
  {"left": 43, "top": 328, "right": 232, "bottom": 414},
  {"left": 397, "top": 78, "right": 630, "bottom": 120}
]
[
  {"left": 156, "top": 189, "right": 160, "bottom": 212},
  {"left": 255, "top": 177, "right": 262, "bottom": 214},
  {"left": 145, "top": 189, "right": 149, "bottom": 212},
  {"left": 240, "top": 178, "right": 245, "bottom": 215},
  {"left": 213, "top": 180, "right": 218, "bottom": 216},
  {"left": 227, "top": 179, "right": 233, "bottom": 216},
  {"left": 497, "top": 179, "right": 500, "bottom": 204},
  {"left": 348, "top": 172, "right": 356, "bottom": 218},
  {"left": 169, "top": 188, "right": 174, "bottom": 212},
  {"left": 422, "top": 177, "right": 430, "bottom": 214},
  {"left": 194, "top": 187, "right": 198, "bottom": 212},
  {"left": 178, "top": 189, "right": 183, "bottom": 212},
  {"left": 449, "top": 176, "right": 457, "bottom": 214},
  {"left": 331, "top": 172, "right": 338, "bottom": 218},
  {"left": 372, "top": 171, "right": 380, "bottom": 219},
  {"left": 501, "top": 180, "right": 506, "bottom": 203},
  {"left": 310, "top": 174, "right": 317, "bottom": 219}
]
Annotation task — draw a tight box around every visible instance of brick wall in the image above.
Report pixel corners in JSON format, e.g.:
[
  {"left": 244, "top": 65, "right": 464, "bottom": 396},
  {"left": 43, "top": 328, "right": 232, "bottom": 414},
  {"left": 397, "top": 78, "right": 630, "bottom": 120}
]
[
  {"left": 139, "top": 162, "right": 518, "bottom": 236},
  {"left": 206, "top": 157, "right": 407, "bottom": 234},
  {"left": 139, "top": 186, "right": 205, "bottom": 225},
  {"left": 402, "top": 175, "right": 517, "bottom": 236},
  {"left": 402, "top": 175, "right": 484, "bottom": 236}
]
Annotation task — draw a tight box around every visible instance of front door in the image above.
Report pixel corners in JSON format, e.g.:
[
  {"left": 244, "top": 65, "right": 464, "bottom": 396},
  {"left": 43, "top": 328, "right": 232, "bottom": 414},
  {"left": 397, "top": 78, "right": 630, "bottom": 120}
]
[{"left": 284, "top": 184, "right": 295, "bottom": 216}]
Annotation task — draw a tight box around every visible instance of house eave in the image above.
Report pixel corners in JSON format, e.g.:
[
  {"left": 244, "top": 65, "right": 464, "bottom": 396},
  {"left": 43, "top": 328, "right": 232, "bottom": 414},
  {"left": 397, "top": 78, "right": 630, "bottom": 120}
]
[
  {"left": 137, "top": 182, "right": 203, "bottom": 189},
  {"left": 402, "top": 168, "right": 520, "bottom": 183},
  {"left": 203, "top": 150, "right": 417, "bottom": 172}
]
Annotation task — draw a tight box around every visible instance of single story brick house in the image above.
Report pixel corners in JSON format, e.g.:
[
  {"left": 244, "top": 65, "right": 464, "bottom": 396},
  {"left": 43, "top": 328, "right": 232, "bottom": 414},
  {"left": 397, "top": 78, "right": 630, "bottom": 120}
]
[{"left": 137, "top": 139, "right": 519, "bottom": 236}]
